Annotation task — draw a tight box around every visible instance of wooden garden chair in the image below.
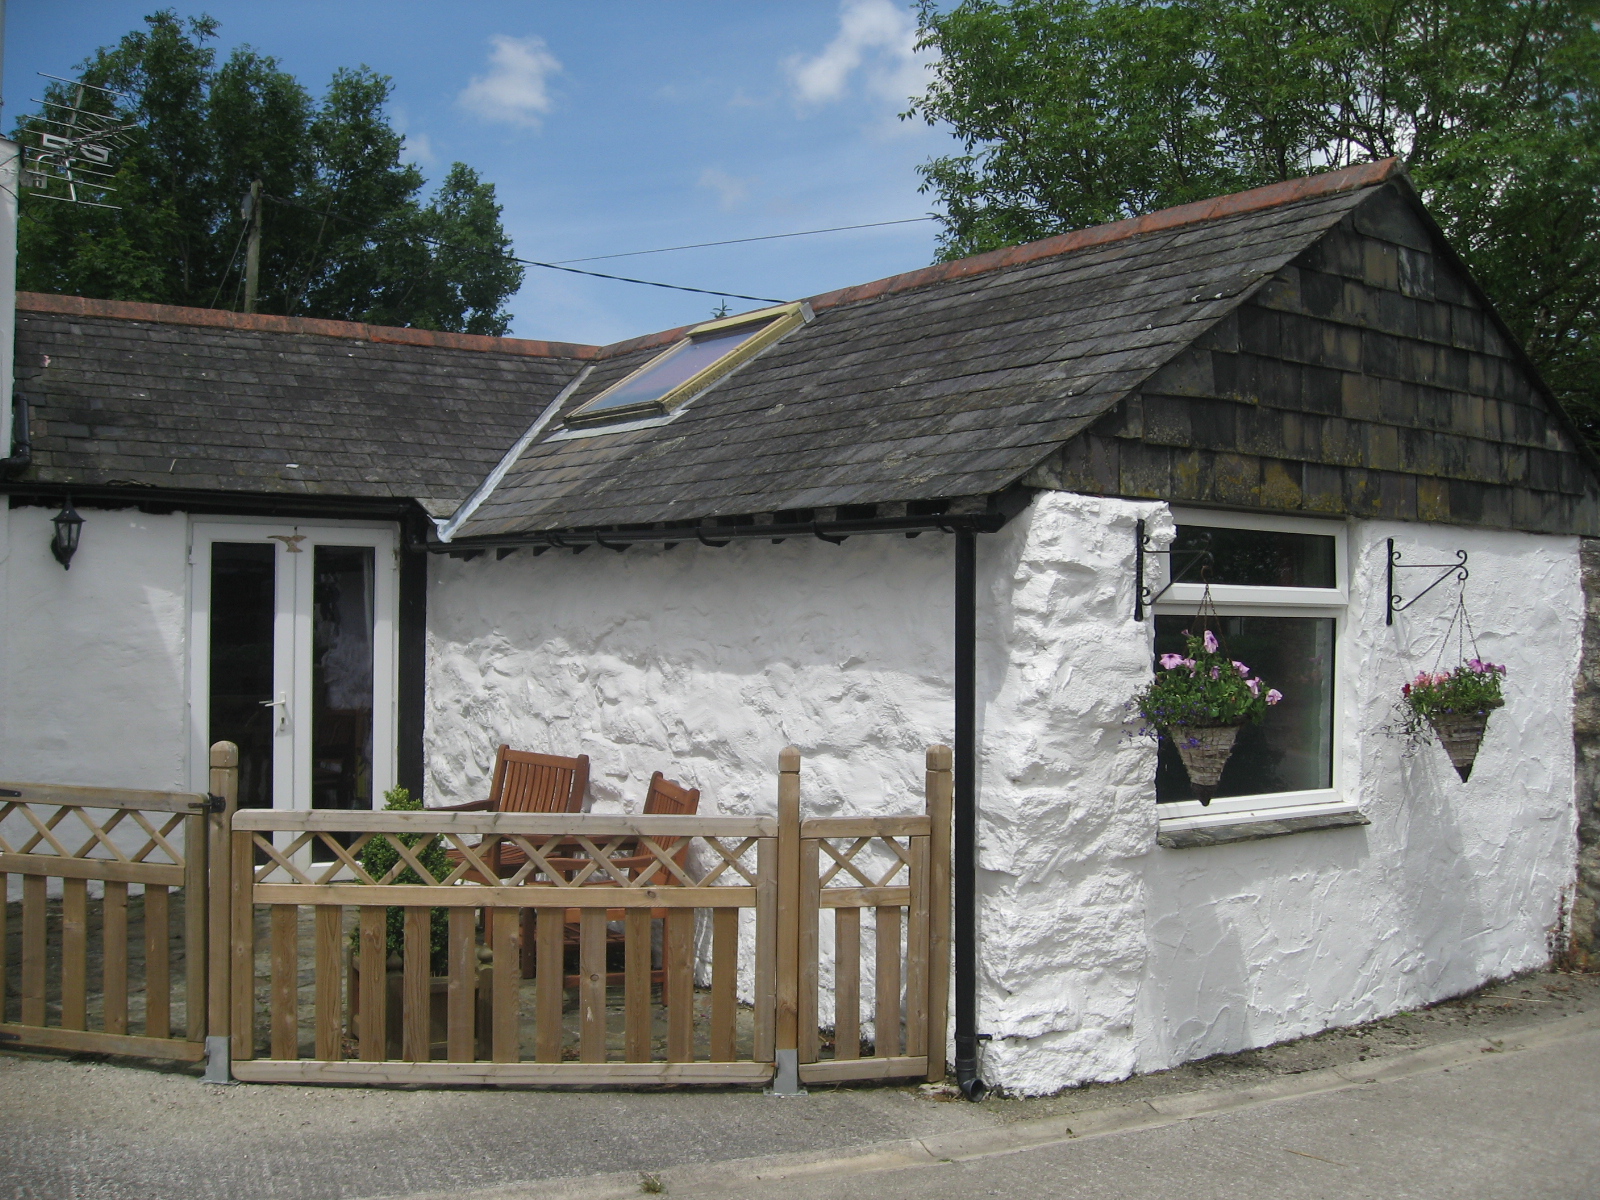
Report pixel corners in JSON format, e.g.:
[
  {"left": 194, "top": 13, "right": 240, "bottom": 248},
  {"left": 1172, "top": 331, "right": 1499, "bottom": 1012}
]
[{"left": 440, "top": 745, "right": 588, "bottom": 880}]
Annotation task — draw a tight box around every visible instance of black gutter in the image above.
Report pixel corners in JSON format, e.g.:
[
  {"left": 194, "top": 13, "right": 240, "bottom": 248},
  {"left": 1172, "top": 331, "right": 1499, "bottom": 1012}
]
[
  {"left": 1, "top": 480, "right": 424, "bottom": 524},
  {"left": 433, "top": 510, "right": 1008, "bottom": 553},
  {"left": 1, "top": 393, "right": 30, "bottom": 477}
]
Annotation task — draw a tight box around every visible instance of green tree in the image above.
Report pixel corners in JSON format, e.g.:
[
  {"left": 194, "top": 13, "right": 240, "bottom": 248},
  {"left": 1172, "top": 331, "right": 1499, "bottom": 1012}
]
[
  {"left": 17, "top": 11, "right": 523, "bottom": 335},
  {"left": 909, "top": 0, "right": 1600, "bottom": 440}
]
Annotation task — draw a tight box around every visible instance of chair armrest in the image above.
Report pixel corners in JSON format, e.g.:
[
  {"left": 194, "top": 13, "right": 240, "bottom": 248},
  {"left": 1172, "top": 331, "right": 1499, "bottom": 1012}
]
[{"left": 435, "top": 798, "right": 495, "bottom": 811}]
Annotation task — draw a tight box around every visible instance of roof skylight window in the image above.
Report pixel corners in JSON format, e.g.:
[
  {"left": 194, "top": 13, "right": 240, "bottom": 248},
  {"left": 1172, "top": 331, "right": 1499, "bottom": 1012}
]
[{"left": 566, "top": 302, "right": 807, "bottom": 427}]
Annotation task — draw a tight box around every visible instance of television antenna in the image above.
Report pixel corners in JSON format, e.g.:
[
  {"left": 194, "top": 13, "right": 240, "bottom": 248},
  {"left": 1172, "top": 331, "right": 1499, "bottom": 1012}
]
[{"left": 17, "top": 74, "right": 140, "bottom": 210}]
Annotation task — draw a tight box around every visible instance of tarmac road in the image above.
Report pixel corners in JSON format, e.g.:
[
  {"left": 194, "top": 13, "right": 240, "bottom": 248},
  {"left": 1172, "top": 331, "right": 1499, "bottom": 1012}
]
[
  {"left": 3, "top": 970, "right": 1597, "bottom": 1200},
  {"left": 684, "top": 1024, "right": 1600, "bottom": 1200}
]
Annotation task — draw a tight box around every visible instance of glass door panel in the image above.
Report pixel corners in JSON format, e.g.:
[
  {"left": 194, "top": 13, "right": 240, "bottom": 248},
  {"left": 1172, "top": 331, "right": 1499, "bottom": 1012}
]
[
  {"left": 207, "top": 543, "right": 278, "bottom": 810},
  {"left": 311, "top": 545, "right": 376, "bottom": 813}
]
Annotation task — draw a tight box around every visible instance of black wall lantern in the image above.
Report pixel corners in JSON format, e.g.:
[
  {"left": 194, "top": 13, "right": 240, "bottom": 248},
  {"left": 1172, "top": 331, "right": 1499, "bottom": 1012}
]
[{"left": 51, "top": 497, "right": 83, "bottom": 569}]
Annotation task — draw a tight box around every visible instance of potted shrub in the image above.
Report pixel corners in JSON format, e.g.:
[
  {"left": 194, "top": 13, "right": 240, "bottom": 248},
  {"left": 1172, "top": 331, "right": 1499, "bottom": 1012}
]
[
  {"left": 348, "top": 787, "right": 489, "bottom": 1058},
  {"left": 1131, "top": 629, "right": 1282, "bottom": 805},
  {"left": 1394, "top": 658, "right": 1506, "bottom": 782}
]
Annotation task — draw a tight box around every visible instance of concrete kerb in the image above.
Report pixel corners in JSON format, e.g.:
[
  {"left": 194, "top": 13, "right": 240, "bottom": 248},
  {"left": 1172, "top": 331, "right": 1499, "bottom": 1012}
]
[{"left": 366, "top": 1006, "right": 1600, "bottom": 1200}]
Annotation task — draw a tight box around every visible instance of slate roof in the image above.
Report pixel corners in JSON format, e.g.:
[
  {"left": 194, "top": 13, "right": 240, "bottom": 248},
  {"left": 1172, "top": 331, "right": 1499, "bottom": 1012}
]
[
  {"left": 454, "top": 161, "right": 1405, "bottom": 538},
  {"left": 11, "top": 297, "right": 591, "bottom": 516},
  {"left": 14, "top": 157, "right": 1582, "bottom": 538}
]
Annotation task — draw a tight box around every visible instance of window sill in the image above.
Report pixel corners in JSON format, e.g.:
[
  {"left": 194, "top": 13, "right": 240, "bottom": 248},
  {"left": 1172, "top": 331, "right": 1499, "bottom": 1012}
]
[{"left": 1156, "top": 800, "right": 1370, "bottom": 849}]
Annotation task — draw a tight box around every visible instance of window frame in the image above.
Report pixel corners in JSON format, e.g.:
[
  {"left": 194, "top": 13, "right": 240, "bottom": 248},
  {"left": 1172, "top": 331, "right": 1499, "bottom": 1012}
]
[
  {"left": 1152, "top": 509, "right": 1351, "bottom": 822},
  {"left": 565, "top": 301, "right": 808, "bottom": 428}
]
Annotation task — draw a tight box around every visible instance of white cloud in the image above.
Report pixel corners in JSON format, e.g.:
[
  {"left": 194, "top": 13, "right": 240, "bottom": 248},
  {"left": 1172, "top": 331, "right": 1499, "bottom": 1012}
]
[
  {"left": 402, "top": 131, "right": 437, "bottom": 167},
  {"left": 458, "top": 35, "right": 561, "bottom": 127},
  {"left": 698, "top": 167, "right": 753, "bottom": 211},
  {"left": 786, "top": 0, "right": 931, "bottom": 108}
]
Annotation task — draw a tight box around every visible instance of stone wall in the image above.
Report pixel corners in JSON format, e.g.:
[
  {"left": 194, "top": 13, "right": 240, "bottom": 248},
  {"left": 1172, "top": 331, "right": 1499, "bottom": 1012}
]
[{"left": 1570, "top": 537, "right": 1600, "bottom": 967}]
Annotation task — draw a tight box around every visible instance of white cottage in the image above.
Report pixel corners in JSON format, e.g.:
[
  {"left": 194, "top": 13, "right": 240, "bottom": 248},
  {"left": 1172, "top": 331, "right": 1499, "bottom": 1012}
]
[{"left": 4, "top": 158, "right": 1597, "bottom": 1095}]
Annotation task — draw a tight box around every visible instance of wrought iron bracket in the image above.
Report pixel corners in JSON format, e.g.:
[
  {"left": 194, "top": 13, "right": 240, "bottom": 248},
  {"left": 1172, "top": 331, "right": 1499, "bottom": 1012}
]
[
  {"left": 189, "top": 794, "right": 227, "bottom": 814},
  {"left": 1386, "top": 538, "right": 1468, "bottom": 625},
  {"left": 1134, "top": 519, "right": 1212, "bottom": 620}
]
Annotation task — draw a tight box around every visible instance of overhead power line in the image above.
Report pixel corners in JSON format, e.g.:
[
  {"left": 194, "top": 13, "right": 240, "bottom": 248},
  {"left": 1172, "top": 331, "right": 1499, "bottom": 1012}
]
[
  {"left": 550, "top": 216, "right": 938, "bottom": 264},
  {"left": 262, "top": 192, "right": 784, "bottom": 305}
]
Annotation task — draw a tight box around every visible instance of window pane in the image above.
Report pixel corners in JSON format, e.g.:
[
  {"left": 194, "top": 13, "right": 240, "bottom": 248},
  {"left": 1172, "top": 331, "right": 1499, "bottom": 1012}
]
[
  {"left": 209, "top": 543, "right": 276, "bottom": 810},
  {"left": 579, "top": 320, "right": 773, "bottom": 416},
  {"left": 1154, "top": 615, "right": 1334, "bottom": 802},
  {"left": 312, "top": 546, "right": 374, "bottom": 813},
  {"left": 1171, "top": 525, "right": 1336, "bottom": 588}
]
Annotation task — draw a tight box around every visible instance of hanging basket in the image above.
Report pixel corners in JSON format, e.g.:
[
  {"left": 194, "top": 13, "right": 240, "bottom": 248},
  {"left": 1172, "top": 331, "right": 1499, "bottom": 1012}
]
[
  {"left": 1167, "top": 722, "right": 1243, "bottom": 805},
  {"left": 1426, "top": 699, "right": 1502, "bottom": 782}
]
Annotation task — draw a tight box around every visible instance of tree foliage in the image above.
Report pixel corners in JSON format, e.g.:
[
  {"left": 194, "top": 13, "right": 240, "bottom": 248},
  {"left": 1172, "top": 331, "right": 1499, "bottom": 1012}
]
[
  {"left": 909, "top": 0, "right": 1600, "bottom": 439},
  {"left": 17, "top": 11, "right": 523, "bottom": 335}
]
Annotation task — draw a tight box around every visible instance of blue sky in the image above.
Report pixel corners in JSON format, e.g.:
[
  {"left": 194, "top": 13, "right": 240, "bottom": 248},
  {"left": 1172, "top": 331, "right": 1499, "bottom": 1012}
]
[{"left": 5, "top": 2, "right": 961, "bottom": 345}]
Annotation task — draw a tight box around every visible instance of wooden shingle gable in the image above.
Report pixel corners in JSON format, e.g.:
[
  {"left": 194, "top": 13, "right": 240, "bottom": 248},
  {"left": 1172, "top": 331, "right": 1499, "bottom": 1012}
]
[{"left": 1025, "top": 181, "right": 1600, "bottom": 535}]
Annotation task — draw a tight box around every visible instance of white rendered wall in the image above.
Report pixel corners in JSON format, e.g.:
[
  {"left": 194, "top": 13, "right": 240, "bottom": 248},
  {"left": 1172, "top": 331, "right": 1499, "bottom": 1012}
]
[
  {"left": 0, "top": 504, "right": 192, "bottom": 790},
  {"left": 1132, "top": 520, "right": 1581, "bottom": 1077},
  {"left": 424, "top": 493, "right": 1580, "bottom": 1095}
]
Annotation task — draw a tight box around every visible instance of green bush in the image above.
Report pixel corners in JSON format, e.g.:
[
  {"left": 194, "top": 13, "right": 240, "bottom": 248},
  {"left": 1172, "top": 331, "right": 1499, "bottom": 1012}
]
[{"left": 351, "top": 786, "right": 450, "bottom": 974}]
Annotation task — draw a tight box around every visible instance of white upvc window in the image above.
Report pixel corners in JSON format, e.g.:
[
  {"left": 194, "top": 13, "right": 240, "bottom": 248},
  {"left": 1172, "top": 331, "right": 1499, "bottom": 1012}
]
[{"left": 1153, "top": 509, "right": 1351, "bottom": 824}]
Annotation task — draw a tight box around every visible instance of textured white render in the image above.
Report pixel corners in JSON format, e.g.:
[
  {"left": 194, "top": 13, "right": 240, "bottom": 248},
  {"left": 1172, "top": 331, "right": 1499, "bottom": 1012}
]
[
  {"left": 1133, "top": 520, "right": 1581, "bottom": 1081},
  {"left": 425, "top": 493, "right": 1580, "bottom": 1094},
  {"left": 0, "top": 504, "right": 191, "bottom": 791}
]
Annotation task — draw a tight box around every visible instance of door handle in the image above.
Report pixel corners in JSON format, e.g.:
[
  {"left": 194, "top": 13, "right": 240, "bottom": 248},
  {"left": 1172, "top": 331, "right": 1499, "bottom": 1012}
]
[{"left": 260, "top": 692, "right": 288, "bottom": 731}]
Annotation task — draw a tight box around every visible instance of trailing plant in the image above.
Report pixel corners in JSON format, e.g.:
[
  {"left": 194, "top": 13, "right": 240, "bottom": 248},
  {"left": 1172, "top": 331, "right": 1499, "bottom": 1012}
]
[
  {"left": 1391, "top": 659, "right": 1506, "bottom": 749},
  {"left": 350, "top": 786, "right": 450, "bottom": 974},
  {"left": 1131, "top": 629, "right": 1282, "bottom": 734}
]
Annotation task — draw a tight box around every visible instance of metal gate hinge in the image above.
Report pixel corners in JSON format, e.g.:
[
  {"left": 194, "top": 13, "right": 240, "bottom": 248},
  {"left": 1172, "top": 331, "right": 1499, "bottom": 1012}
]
[
  {"left": 0, "top": 788, "right": 20, "bottom": 797},
  {"left": 190, "top": 794, "right": 227, "bottom": 814}
]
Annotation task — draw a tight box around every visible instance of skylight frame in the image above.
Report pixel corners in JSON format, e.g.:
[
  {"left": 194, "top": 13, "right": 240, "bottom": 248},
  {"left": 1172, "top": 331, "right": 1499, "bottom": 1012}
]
[{"left": 565, "top": 302, "right": 808, "bottom": 428}]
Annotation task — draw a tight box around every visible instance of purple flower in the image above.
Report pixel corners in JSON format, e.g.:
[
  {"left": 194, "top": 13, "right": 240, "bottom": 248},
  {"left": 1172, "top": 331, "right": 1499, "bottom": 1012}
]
[
  {"left": 1265, "top": 689, "right": 1283, "bottom": 705},
  {"left": 1233, "top": 661, "right": 1250, "bottom": 677},
  {"left": 1247, "top": 678, "right": 1262, "bottom": 696},
  {"left": 1203, "top": 630, "right": 1219, "bottom": 653},
  {"left": 1209, "top": 666, "right": 1220, "bottom": 680},
  {"left": 1159, "top": 653, "right": 1187, "bottom": 670}
]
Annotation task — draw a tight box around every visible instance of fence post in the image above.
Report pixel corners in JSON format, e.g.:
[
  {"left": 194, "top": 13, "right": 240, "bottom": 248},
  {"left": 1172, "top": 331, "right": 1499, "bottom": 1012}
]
[
  {"left": 203, "top": 741, "right": 239, "bottom": 1083},
  {"left": 925, "top": 744, "right": 954, "bottom": 1082},
  {"left": 770, "top": 745, "right": 804, "bottom": 1095}
]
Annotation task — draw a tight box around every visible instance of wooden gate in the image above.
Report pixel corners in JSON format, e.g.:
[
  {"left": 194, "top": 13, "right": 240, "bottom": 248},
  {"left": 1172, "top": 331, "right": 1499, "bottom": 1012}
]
[
  {"left": 221, "top": 745, "right": 952, "bottom": 1089},
  {"left": 224, "top": 807, "right": 781, "bottom": 1085},
  {"left": 2, "top": 743, "right": 951, "bottom": 1089},
  {"left": 0, "top": 775, "right": 221, "bottom": 1062},
  {"left": 792, "top": 746, "right": 952, "bottom": 1085}
]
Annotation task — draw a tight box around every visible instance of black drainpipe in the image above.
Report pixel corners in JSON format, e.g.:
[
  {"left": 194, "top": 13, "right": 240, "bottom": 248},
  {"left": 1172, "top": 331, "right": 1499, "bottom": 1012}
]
[
  {"left": 952, "top": 527, "right": 987, "bottom": 1100},
  {"left": 1, "top": 393, "right": 30, "bottom": 476}
]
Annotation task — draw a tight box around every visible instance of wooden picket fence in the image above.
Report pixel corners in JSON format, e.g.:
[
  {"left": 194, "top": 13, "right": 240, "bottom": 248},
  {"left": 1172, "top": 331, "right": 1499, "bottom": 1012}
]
[{"left": 1, "top": 744, "right": 952, "bottom": 1090}]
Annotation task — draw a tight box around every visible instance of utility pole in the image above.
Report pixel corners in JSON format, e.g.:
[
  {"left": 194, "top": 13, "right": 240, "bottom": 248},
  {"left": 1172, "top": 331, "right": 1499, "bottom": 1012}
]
[{"left": 242, "top": 179, "right": 262, "bottom": 313}]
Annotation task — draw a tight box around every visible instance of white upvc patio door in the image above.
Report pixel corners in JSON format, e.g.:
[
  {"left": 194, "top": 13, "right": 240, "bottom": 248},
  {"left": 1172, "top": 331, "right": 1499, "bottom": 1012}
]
[{"left": 189, "top": 520, "right": 398, "bottom": 816}]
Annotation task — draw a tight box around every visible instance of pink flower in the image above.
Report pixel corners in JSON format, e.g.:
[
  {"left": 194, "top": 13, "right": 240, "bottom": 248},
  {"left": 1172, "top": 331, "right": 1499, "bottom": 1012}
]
[
  {"left": 1265, "top": 689, "right": 1283, "bottom": 705},
  {"left": 1210, "top": 667, "right": 1220, "bottom": 680},
  {"left": 1233, "top": 661, "right": 1250, "bottom": 677},
  {"left": 1203, "top": 630, "right": 1219, "bottom": 653},
  {"left": 1158, "top": 653, "right": 1187, "bottom": 670},
  {"left": 1247, "top": 678, "right": 1262, "bottom": 696}
]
